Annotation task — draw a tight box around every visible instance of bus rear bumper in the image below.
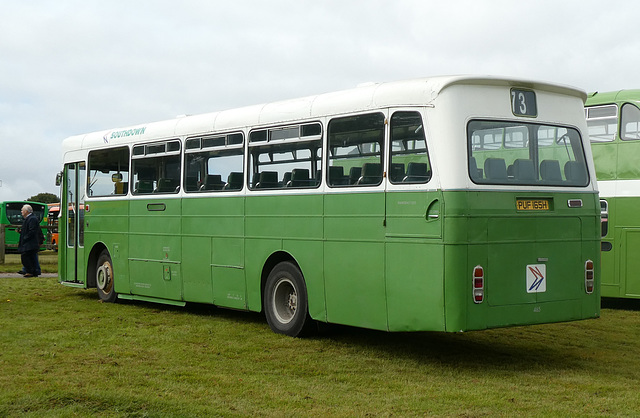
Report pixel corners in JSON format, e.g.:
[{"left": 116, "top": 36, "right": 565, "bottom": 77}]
[{"left": 460, "top": 298, "right": 600, "bottom": 332}]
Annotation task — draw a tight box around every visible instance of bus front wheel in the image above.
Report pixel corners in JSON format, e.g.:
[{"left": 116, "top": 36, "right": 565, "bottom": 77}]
[
  {"left": 264, "top": 261, "right": 313, "bottom": 337},
  {"left": 96, "top": 250, "right": 117, "bottom": 303}
]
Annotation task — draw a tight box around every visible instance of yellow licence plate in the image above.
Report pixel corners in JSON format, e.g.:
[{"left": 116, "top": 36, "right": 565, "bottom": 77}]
[{"left": 516, "top": 199, "right": 550, "bottom": 211}]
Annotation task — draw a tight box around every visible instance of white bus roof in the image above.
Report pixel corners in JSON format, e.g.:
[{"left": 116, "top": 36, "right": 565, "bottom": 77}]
[{"left": 62, "top": 75, "right": 587, "bottom": 153}]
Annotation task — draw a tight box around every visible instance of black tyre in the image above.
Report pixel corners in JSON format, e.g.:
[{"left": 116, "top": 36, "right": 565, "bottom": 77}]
[
  {"left": 264, "top": 261, "right": 313, "bottom": 337},
  {"left": 96, "top": 250, "right": 117, "bottom": 303}
]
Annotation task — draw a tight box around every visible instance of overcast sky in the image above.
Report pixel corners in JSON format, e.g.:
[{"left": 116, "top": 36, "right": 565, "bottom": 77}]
[{"left": 0, "top": 0, "right": 636, "bottom": 201}]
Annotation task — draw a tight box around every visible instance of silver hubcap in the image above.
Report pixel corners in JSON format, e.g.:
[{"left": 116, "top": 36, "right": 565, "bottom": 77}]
[
  {"left": 272, "top": 278, "right": 297, "bottom": 324},
  {"left": 97, "top": 263, "right": 112, "bottom": 290}
]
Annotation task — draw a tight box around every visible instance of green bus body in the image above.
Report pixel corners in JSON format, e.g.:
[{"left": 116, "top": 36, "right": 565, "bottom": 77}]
[
  {"left": 586, "top": 90, "right": 640, "bottom": 298},
  {"left": 1, "top": 201, "right": 47, "bottom": 252},
  {"left": 58, "top": 77, "right": 600, "bottom": 335}
]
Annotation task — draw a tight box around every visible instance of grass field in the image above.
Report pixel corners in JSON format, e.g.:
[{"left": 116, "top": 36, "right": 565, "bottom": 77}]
[
  {"left": 0, "top": 251, "right": 58, "bottom": 274},
  {"left": 1, "top": 277, "right": 639, "bottom": 416}
]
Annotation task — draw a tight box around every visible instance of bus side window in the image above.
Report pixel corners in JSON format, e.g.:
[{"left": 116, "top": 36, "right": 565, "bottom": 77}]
[
  {"left": 621, "top": 103, "right": 640, "bottom": 140},
  {"left": 183, "top": 133, "right": 245, "bottom": 193},
  {"left": 249, "top": 123, "right": 322, "bottom": 191},
  {"left": 132, "top": 140, "right": 180, "bottom": 195},
  {"left": 87, "top": 147, "right": 130, "bottom": 196},
  {"left": 389, "top": 111, "right": 431, "bottom": 185}
]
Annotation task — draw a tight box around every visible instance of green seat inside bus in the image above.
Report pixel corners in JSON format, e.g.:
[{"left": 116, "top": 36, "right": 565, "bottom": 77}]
[
  {"left": 390, "top": 163, "right": 405, "bottom": 182},
  {"left": 348, "top": 167, "right": 362, "bottom": 185},
  {"left": 255, "top": 171, "right": 279, "bottom": 189},
  {"left": 201, "top": 174, "right": 225, "bottom": 191},
  {"left": 135, "top": 180, "right": 154, "bottom": 194},
  {"left": 484, "top": 158, "right": 507, "bottom": 181},
  {"left": 540, "top": 160, "right": 562, "bottom": 183},
  {"left": 512, "top": 159, "right": 535, "bottom": 182},
  {"left": 185, "top": 176, "right": 199, "bottom": 192},
  {"left": 224, "top": 172, "right": 243, "bottom": 190},
  {"left": 282, "top": 172, "right": 292, "bottom": 187},
  {"left": 564, "top": 161, "right": 587, "bottom": 185},
  {"left": 469, "top": 157, "right": 482, "bottom": 180},
  {"left": 289, "top": 168, "right": 311, "bottom": 187},
  {"left": 329, "top": 166, "right": 348, "bottom": 185},
  {"left": 403, "top": 162, "right": 429, "bottom": 183},
  {"left": 357, "top": 163, "right": 382, "bottom": 185},
  {"left": 155, "top": 178, "right": 178, "bottom": 193}
]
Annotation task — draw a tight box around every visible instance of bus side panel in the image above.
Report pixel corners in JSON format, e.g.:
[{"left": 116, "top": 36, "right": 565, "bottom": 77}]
[
  {"left": 442, "top": 244, "right": 469, "bottom": 332},
  {"left": 591, "top": 142, "right": 617, "bottom": 180},
  {"left": 610, "top": 196, "right": 640, "bottom": 298},
  {"left": 384, "top": 190, "right": 445, "bottom": 331},
  {"left": 212, "top": 237, "right": 246, "bottom": 308},
  {"left": 84, "top": 199, "right": 130, "bottom": 294},
  {"left": 181, "top": 236, "right": 212, "bottom": 303},
  {"left": 245, "top": 194, "right": 323, "bottom": 313},
  {"left": 385, "top": 242, "right": 445, "bottom": 331},
  {"left": 324, "top": 192, "right": 387, "bottom": 331},
  {"left": 620, "top": 228, "right": 640, "bottom": 297},
  {"left": 182, "top": 195, "right": 245, "bottom": 307},
  {"left": 617, "top": 141, "right": 640, "bottom": 179},
  {"left": 128, "top": 198, "right": 182, "bottom": 300}
]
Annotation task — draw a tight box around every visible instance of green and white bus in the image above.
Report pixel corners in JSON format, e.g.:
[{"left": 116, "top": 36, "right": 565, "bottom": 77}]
[
  {"left": 585, "top": 90, "right": 640, "bottom": 299},
  {"left": 57, "top": 76, "right": 600, "bottom": 336},
  {"left": 1, "top": 201, "right": 47, "bottom": 252}
]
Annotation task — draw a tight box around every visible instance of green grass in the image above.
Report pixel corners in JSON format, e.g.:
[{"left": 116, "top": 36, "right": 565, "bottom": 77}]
[
  {"left": 1, "top": 278, "right": 639, "bottom": 416},
  {"left": 0, "top": 251, "right": 58, "bottom": 273}
]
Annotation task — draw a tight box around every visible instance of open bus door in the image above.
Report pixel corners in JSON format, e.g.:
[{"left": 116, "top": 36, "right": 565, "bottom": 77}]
[{"left": 60, "top": 162, "right": 86, "bottom": 284}]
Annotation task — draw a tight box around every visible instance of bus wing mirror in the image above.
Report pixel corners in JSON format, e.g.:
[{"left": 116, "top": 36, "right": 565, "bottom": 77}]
[
  {"left": 55, "top": 172, "right": 63, "bottom": 186},
  {"left": 112, "top": 173, "right": 123, "bottom": 182}
]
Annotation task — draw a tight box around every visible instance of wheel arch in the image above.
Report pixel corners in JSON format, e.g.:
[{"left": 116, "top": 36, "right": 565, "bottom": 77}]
[
  {"left": 86, "top": 242, "right": 109, "bottom": 288},
  {"left": 260, "top": 251, "right": 301, "bottom": 313}
]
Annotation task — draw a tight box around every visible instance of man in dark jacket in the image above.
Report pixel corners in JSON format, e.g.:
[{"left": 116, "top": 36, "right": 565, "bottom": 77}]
[{"left": 18, "top": 204, "right": 42, "bottom": 277}]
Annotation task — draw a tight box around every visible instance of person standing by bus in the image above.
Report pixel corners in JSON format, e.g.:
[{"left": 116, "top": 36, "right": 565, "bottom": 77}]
[{"left": 17, "top": 204, "right": 42, "bottom": 277}]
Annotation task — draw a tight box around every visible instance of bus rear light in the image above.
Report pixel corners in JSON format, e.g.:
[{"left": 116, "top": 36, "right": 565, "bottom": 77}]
[
  {"left": 585, "top": 260, "right": 594, "bottom": 294},
  {"left": 473, "top": 265, "right": 484, "bottom": 303}
]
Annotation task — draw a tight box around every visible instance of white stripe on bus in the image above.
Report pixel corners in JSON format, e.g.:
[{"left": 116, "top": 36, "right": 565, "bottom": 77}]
[{"left": 598, "top": 179, "right": 640, "bottom": 198}]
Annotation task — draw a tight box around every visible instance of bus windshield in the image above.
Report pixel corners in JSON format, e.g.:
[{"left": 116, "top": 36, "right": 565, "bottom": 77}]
[
  {"left": 468, "top": 120, "right": 589, "bottom": 186},
  {"left": 5, "top": 202, "right": 46, "bottom": 224}
]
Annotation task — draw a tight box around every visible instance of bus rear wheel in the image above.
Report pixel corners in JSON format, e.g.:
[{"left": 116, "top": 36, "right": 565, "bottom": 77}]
[
  {"left": 96, "top": 250, "right": 117, "bottom": 303},
  {"left": 264, "top": 261, "right": 313, "bottom": 337}
]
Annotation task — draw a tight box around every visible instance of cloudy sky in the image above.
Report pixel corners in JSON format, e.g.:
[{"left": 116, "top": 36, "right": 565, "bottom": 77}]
[{"left": 0, "top": 0, "right": 636, "bottom": 201}]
